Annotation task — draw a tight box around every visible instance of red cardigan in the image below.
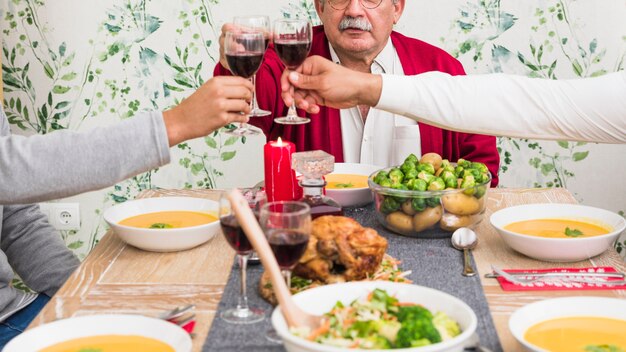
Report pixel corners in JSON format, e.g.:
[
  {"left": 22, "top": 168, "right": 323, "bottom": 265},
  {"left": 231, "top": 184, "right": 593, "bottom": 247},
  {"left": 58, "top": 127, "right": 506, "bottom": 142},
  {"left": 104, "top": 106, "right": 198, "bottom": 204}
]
[{"left": 214, "top": 26, "right": 500, "bottom": 186}]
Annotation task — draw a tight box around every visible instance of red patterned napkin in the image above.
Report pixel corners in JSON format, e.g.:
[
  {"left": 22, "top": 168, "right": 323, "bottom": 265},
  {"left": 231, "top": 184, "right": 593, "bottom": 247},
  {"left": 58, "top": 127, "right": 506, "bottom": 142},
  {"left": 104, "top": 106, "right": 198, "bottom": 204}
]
[{"left": 496, "top": 266, "right": 626, "bottom": 291}]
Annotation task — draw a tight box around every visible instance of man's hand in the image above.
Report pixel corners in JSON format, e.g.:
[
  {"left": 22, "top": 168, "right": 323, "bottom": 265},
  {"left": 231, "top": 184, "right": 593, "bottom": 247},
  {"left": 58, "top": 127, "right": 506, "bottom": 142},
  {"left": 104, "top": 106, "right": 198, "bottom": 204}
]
[
  {"left": 163, "top": 76, "right": 253, "bottom": 146},
  {"left": 280, "top": 56, "right": 383, "bottom": 114}
]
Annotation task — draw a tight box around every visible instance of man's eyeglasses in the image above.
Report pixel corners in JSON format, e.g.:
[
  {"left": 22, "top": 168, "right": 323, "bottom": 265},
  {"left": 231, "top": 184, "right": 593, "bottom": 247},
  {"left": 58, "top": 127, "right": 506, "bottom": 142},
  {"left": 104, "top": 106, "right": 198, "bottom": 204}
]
[{"left": 327, "top": 0, "right": 385, "bottom": 11}]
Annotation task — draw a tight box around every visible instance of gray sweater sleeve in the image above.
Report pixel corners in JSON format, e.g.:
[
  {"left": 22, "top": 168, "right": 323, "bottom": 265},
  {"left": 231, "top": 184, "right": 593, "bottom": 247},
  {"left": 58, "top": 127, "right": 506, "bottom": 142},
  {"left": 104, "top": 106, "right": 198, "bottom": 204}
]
[
  {"left": 1, "top": 203, "right": 80, "bottom": 297},
  {"left": 0, "top": 108, "right": 171, "bottom": 204}
]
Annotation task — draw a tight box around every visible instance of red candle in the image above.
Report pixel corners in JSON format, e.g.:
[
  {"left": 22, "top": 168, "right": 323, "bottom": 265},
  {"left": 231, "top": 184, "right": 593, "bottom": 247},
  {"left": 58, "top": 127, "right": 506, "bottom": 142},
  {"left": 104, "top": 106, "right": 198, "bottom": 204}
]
[{"left": 264, "top": 138, "right": 299, "bottom": 202}]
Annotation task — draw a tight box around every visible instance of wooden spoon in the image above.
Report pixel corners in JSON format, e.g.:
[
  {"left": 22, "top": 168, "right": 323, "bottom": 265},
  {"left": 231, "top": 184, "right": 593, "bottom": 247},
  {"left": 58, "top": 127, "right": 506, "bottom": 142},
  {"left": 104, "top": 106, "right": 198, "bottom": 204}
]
[{"left": 227, "top": 189, "right": 322, "bottom": 330}]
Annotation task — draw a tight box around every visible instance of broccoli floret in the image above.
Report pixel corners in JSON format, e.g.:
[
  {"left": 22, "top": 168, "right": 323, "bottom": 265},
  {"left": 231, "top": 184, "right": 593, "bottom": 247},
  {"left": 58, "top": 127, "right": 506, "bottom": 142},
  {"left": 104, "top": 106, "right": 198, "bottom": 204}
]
[
  {"left": 433, "top": 311, "right": 461, "bottom": 340},
  {"left": 394, "top": 305, "right": 442, "bottom": 348}
]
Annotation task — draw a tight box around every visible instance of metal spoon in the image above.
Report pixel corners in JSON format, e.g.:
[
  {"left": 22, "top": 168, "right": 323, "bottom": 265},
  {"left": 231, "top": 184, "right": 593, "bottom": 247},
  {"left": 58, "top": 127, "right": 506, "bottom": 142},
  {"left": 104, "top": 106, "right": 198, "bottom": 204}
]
[{"left": 451, "top": 227, "right": 478, "bottom": 277}]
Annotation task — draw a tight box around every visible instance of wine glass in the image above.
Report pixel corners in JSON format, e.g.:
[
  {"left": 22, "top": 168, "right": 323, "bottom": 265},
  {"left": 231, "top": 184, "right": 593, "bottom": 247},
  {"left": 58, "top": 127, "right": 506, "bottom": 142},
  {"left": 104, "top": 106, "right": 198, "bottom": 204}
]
[
  {"left": 273, "top": 19, "right": 312, "bottom": 125},
  {"left": 259, "top": 200, "right": 311, "bottom": 343},
  {"left": 223, "top": 31, "right": 265, "bottom": 136},
  {"left": 233, "top": 15, "right": 272, "bottom": 118},
  {"left": 259, "top": 201, "right": 311, "bottom": 288},
  {"left": 218, "top": 193, "right": 265, "bottom": 324}
]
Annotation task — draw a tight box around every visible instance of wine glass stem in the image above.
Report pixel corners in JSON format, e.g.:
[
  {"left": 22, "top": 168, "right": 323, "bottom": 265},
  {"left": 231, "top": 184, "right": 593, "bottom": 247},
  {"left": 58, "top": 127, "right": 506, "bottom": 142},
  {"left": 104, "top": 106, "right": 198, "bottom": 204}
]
[
  {"left": 282, "top": 269, "right": 292, "bottom": 289},
  {"left": 286, "top": 103, "right": 298, "bottom": 120},
  {"left": 251, "top": 74, "right": 260, "bottom": 112},
  {"left": 236, "top": 254, "right": 250, "bottom": 312}
]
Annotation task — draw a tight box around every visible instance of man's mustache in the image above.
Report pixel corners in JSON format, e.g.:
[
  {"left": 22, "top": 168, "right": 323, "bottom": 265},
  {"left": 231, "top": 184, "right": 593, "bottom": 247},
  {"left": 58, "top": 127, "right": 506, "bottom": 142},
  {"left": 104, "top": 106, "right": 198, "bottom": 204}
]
[{"left": 338, "top": 16, "right": 372, "bottom": 32}]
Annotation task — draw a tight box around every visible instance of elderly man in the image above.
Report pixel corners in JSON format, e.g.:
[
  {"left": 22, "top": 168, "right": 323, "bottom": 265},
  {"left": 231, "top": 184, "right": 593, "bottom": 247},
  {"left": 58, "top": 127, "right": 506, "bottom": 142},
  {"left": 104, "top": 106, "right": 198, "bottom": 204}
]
[{"left": 214, "top": 0, "right": 500, "bottom": 185}]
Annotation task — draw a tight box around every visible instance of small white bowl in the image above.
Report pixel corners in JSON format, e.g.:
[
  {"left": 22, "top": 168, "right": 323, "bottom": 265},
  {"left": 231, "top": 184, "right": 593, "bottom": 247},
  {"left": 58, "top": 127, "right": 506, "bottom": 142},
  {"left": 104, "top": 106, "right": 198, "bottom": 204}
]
[
  {"left": 509, "top": 296, "right": 626, "bottom": 352},
  {"left": 3, "top": 314, "right": 192, "bottom": 352},
  {"left": 103, "top": 196, "right": 220, "bottom": 252},
  {"left": 272, "top": 281, "right": 477, "bottom": 352},
  {"left": 490, "top": 203, "right": 625, "bottom": 262},
  {"left": 326, "top": 163, "right": 382, "bottom": 207}
]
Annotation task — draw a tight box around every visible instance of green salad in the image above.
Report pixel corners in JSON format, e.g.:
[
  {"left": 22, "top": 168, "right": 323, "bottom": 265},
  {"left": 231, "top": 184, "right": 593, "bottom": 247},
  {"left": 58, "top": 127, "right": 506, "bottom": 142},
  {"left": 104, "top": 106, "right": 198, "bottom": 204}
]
[{"left": 292, "top": 289, "right": 461, "bottom": 349}]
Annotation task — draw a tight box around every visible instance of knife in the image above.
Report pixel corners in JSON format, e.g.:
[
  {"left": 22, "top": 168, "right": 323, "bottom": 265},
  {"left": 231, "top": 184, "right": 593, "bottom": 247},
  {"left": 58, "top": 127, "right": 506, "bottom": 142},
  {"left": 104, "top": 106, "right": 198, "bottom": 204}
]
[{"left": 485, "top": 271, "right": 625, "bottom": 279}]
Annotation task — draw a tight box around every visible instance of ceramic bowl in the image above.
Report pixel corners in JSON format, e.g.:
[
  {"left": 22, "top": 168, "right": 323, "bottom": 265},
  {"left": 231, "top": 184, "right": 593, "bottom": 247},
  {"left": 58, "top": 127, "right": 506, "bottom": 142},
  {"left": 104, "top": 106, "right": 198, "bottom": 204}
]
[
  {"left": 325, "top": 163, "right": 382, "bottom": 207},
  {"left": 3, "top": 314, "right": 192, "bottom": 352},
  {"left": 369, "top": 167, "right": 491, "bottom": 238},
  {"left": 509, "top": 296, "right": 626, "bottom": 352},
  {"left": 103, "top": 196, "right": 220, "bottom": 252},
  {"left": 490, "top": 203, "right": 626, "bottom": 262},
  {"left": 271, "top": 281, "right": 477, "bottom": 352}
]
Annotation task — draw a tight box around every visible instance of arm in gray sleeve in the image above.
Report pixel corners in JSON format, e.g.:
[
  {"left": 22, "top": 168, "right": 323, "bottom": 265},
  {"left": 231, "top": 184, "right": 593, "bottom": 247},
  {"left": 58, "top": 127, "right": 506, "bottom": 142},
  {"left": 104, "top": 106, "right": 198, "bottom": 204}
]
[
  {"left": 376, "top": 71, "right": 626, "bottom": 144},
  {"left": 0, "top": 109, "right": 171, "bottom": 204},
  {"left": 1, "top": 204, "right": 80, "bottom": 296}
]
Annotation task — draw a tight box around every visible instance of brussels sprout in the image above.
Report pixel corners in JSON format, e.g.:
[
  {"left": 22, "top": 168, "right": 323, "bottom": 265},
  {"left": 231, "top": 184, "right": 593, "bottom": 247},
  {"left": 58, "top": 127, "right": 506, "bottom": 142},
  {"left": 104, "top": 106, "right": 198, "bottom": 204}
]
[
  {"left": 418, "top": 171, "right": 435, "bottom": 184},
  {"left": 461, "top": 175, "right": 476, "bottom": 195},
  {"left": 441, "top": 171, "right": 458, "bottom": 189},
  {"left": 401, "top": 160, "right": 417, "bottom": 175},
  {"left": 374, "top": 170, "right": 389, "bottom": 184},
  {"left": 389, "top": 168, "right": 404, "bottom": 184},
  {"left": 441, "top": 159, "right": 451, "bottom": 169},
  {"left": 406, "top": 178, "right": 424, "bottom": 191},
  {"left": 379, "top": 178, "right": 392, "bottom": 187},
  {"left": 471, "top": 162, "right": 489, "bottom": 174},
  {"left": 392, "top": 183, "right": 409, "bottom": 191},
  {"left": 428, "top": 177, "right": 446, "bottom": 191},
  {"left": 426, "top": 197, "right": 441, "bottom": 207},
  {"left": 417, "top": 162, "right": 436, "bottom": 175},
  {"left": 381, "top": 196, "right": 401, "bottom": 213},
  {"left": 405, "top": 153, "right": 419, "bottom": 164},
  {"left": 404, "top": 168, "right": 419, "bottom": 180},
  {"left": 457, "top": 158, "right": 472, "bottom": 169},
  {"left": 454, "top": 165, "right": 464, "bottom": 178},
  {"left": 411, "top": 197, "right": 427, "bottom": 212},
  {"left": 474, "top": 185, "right": 487, "bottom": 198}
]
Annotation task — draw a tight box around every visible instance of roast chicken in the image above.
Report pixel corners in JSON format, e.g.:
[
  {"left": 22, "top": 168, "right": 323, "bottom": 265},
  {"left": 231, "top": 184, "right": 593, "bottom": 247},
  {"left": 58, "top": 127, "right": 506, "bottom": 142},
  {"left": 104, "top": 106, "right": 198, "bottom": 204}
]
[{"left": 292, "top": 216, "right": 388, "bottom": 283}]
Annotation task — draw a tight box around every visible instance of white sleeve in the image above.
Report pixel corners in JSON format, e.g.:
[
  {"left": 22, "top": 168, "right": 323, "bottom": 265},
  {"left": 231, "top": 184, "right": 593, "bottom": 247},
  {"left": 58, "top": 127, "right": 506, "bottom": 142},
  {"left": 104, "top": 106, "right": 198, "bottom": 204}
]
[{"left": 376, "top": 71, "right": 626, "bottom": 144}]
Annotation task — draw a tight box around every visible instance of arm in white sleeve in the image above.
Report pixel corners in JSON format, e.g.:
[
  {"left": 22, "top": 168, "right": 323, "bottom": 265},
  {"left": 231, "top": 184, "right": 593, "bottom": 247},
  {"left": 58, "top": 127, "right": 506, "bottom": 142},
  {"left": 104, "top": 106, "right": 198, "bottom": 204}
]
[
  {"left": 376, "top": 71, "right": 626, "bottom": 144},
  {"left": 0, "top": 109, "right": 171, "bottom": 204}
]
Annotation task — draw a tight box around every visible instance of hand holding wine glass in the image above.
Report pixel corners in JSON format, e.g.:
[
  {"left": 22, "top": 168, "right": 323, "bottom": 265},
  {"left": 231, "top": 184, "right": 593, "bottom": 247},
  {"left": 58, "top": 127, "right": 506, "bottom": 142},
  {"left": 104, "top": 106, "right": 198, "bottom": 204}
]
[
  {"left": 233, "top": 16, "right": 272, "bottom": 117},
  {"left": 273, "top": 19, "right": 312, "bottom": 125},
  {"left": 218, "top": 193, "right": 265, "bottom": 324},
  {"left": 223, "top": 31, "right": 265, "bottom": 136}
]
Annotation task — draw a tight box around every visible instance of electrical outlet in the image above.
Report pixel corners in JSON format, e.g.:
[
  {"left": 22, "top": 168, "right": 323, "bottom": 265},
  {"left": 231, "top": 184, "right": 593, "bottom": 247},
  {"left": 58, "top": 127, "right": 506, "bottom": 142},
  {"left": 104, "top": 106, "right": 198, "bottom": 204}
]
[{"left": 39, "top": 202, "right": 80, "bottom": 231}]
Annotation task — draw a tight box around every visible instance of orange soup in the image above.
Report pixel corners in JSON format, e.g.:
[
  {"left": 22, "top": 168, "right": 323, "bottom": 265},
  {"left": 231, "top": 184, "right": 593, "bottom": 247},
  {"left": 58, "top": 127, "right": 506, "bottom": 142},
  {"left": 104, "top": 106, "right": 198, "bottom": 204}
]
[
  {"left": 504, "top": 218, "right": 611, "bottom": 238},
  {"left": 40, "top": 335, "right": 174, "bottom": 352},
  {"left": 119, "top": 210, "right": 217, "bottom": 229},
  {"left": 326, "top": 174, "right": 369, "bottom": 189},
  {"left": 525, "top": 316, "right": 626, "bottom": 352}
]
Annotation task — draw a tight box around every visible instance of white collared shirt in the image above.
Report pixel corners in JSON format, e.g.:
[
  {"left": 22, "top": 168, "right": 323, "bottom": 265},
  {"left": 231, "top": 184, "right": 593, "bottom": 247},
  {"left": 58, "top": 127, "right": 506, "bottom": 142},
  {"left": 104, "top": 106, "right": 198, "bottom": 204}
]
[
  {"left": 376, "top": 71, "right": 626, "bottom": 144},
  {"left": 329, "top": 40, "right": 421, "bottom": 167}
]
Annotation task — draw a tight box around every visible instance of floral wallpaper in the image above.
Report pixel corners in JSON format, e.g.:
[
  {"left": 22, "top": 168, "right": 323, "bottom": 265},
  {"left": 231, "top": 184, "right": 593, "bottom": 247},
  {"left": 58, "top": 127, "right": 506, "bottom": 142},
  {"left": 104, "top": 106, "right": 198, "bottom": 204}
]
[{"left": 2, "top": 0, "right": 625, "bottom": 259}]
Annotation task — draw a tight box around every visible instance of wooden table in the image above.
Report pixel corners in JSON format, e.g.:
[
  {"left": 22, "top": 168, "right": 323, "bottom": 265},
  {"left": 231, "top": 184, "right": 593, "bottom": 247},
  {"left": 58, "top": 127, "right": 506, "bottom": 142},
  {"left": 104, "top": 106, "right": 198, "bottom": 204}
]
[{"left": 30, "top": 188, "right": 626, "bottom": 351}]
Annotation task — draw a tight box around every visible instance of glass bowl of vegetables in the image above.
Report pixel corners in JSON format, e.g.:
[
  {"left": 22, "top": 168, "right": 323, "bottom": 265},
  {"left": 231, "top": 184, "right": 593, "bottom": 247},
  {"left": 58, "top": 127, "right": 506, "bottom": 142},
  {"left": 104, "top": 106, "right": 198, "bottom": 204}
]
[{"left": 368, "top": 153, "right": 491, "bottom": 238}]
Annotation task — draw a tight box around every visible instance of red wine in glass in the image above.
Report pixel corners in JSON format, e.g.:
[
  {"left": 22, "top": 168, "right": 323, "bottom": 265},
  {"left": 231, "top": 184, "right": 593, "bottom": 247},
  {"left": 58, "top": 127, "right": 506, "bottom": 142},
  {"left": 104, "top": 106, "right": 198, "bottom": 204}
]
[
  {"left": 274, "top": 41, "right": 311, "bottom": 69},
  {"left": 273, "top": 19, "right": 312, "bottom": 125},
  {"left": 226, "top": 53, "right": 264, "bottom": 79},
  {"left": 220, "top": 214, "right": 253, "bottom": 254},
  {"left": 267, "top": 229, "right": 309, "bottom": 269}
]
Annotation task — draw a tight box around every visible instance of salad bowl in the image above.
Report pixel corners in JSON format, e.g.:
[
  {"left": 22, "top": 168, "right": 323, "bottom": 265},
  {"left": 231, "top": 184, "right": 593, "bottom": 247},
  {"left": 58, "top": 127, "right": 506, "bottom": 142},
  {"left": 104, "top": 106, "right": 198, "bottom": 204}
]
[{"left": 271, "top": 281, "right": 477, "bottom": 352}]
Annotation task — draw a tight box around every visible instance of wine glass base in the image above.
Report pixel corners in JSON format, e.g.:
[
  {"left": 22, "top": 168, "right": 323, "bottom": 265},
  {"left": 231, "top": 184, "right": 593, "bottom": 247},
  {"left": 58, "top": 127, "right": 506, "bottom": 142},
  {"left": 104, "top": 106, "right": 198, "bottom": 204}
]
[
  {"left": 274, "top": 116, "right": 310, "bottom": 125},
  {"left": 250, "top": 108, "right": 271, "bottom": 117},
  {"left": 225, "top": 127, "right": 261, "bottom": 136},
  {"left": 265, "top": 328, "right": 283, "bottom": 344},
  {"left": 220, "top": 307, "right": 265, "bottom": 324}
]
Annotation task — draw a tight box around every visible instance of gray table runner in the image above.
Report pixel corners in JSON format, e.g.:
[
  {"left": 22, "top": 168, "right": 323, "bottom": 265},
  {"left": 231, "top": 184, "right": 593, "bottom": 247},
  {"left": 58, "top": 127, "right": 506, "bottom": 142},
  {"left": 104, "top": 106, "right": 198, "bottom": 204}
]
[{"left": 202, "top": 206, "right": 502, "bottom": 352}]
